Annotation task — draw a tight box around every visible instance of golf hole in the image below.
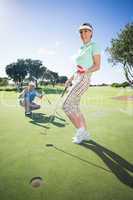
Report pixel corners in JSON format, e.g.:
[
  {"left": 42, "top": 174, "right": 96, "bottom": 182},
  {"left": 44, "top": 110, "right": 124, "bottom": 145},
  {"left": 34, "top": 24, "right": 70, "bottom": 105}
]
[{"left": 30, "top": 177, "right": 43, "bottom": 188}]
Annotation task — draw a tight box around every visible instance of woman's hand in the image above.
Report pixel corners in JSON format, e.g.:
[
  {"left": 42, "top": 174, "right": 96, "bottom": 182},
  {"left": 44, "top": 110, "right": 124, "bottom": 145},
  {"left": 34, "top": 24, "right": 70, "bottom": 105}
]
[
  {"left": 65, "top": 79, "right": 71, "bottom": 88},
  {"left": 65, "top": 75, "right": 74, "bottom": 88}
]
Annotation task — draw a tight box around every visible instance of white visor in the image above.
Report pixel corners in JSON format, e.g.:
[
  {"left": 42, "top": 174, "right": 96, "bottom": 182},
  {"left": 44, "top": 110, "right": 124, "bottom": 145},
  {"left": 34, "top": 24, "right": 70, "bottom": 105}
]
[{"left": 79, "top": 25, "right": 93, "bottom": 32}]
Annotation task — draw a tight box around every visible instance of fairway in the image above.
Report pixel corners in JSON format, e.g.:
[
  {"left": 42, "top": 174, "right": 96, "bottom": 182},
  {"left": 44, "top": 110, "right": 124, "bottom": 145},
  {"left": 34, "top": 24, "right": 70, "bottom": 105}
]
[{"left": 0, "top": 86, "right": 133, "bottom": 200}]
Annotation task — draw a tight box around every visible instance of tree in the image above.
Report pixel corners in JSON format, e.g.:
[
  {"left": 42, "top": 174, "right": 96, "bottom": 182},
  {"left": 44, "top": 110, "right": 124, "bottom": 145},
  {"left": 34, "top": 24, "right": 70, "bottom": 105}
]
[
  {"left": 49, "top": 71, "right": 59, "bottom": 87},
  {"left": 107, "top": 22, "right": 133, "bottom": 86},
  {"left": 0, "top": 77, "right": 8, "bottom": 86},
  {"left": 5, "top": 59, "right": 47, "bottom": 88},
  {"left": 6, "top": 61, "right": 27, "bottom": 84},
  {"left": 25, "top": 59, "right": 46, "bottom": 87},
  {"left": 58, "top": 76, "right": 67, "bottom": 83},
  {"left": 40, "top": 69, "right": 59, "bottom": 87}
]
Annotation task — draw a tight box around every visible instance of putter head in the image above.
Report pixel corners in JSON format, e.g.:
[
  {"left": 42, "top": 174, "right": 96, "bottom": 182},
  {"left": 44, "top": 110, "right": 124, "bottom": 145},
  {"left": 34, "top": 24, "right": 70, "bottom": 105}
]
[{"left": 46, "top": 144, "right": 54, "bottom": 147}]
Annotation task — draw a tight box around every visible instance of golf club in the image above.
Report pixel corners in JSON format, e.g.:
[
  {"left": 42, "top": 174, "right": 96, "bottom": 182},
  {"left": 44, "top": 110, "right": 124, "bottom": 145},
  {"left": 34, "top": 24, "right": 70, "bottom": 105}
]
[
  {"left": 42, "top": 86, "right": 68, "bottom": 134},
  {"left": 45, "top": 144, "right": 111, "bottom": 173}
]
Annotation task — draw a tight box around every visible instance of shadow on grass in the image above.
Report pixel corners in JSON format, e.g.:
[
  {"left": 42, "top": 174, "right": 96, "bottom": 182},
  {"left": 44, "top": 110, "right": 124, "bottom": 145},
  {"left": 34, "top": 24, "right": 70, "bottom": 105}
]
[
  {"left": 53, "top": 146, "right": 111, "bottom": 173},
  {"left": 81, "top": 140, "right": 133, "bottom": 188},
  {"left": 29, "top": 112, "right": 66, "bottom": 129}
]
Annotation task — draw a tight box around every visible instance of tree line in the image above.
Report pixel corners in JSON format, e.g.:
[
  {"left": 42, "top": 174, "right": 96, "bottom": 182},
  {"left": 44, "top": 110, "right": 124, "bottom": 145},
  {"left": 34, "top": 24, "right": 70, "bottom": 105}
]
[{"left": 5, "top": 59, "right": 67, "bottom": 87}]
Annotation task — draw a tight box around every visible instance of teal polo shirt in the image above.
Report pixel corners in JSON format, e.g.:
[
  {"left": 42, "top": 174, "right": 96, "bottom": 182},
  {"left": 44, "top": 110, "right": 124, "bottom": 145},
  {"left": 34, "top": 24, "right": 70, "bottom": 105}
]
[{"left": 75, "top": 41, "right": 100, "bottom": 70}]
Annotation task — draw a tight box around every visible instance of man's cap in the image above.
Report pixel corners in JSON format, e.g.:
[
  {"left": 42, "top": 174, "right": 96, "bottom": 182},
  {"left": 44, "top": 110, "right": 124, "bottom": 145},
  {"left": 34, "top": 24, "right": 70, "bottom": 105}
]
[{"left": 28, "top": 81, "right": 36, "bottom": 87}]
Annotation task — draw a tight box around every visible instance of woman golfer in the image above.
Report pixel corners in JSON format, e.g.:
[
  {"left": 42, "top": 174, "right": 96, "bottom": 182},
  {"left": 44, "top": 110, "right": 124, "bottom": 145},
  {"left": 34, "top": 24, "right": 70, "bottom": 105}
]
[{"left": 63, "top": 23, "right": 101, "bottom": 144}]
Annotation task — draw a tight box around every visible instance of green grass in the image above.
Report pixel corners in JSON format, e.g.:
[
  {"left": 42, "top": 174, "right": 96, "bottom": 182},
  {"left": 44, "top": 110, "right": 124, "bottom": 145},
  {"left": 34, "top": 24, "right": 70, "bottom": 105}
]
[{"left": 0, "top": 86, "right": 133, "bottom": 200}]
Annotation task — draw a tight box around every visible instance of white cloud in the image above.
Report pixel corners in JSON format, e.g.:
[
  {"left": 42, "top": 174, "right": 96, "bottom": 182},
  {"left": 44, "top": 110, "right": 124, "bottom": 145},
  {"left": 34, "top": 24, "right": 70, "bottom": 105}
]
[
  {"left": 37, "top": 48, "right": 56, "bottom": 56},
  {"left": 37, "top": 41, "right": 63, "bottom": 57}
]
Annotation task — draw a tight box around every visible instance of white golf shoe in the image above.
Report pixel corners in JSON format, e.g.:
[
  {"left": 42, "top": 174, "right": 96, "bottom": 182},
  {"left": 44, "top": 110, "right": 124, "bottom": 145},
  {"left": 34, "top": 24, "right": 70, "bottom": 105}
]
[{"left": 72, "top": 128, "right": 91, "bottom": 144}]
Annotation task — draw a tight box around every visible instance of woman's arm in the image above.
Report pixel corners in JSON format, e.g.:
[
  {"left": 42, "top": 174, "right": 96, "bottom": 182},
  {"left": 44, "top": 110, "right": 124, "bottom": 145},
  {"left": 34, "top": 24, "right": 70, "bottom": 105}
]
[{"left": 86, "top": 54, "right": 101, "bottom": 73}]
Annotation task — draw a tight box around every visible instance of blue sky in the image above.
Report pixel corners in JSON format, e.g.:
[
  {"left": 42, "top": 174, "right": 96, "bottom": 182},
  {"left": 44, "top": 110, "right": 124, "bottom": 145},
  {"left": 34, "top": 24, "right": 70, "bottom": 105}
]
[{"left": 0, "top": 0, "right": 132, "bottom": 84}]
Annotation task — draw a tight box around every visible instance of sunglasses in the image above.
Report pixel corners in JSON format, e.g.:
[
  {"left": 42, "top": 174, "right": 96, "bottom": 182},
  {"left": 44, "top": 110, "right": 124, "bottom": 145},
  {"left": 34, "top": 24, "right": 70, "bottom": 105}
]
[{"left": 79, "top": 29, "right": 92, "bottom": 34}]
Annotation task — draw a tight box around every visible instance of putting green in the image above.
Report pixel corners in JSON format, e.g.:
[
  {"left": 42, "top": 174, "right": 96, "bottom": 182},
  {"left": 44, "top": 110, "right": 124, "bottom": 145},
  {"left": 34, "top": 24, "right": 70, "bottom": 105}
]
[{"left": 0, "top": 86, "right": 133, "bottom": 200}]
